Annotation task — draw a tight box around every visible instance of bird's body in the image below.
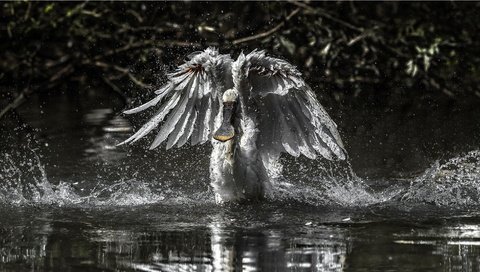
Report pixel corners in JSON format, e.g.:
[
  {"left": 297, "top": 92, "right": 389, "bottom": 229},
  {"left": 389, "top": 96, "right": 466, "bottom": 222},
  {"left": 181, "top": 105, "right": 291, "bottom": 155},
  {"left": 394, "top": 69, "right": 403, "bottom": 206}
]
[
  {"left": 210, "top": 89, "right": 270, "bottom": 202},
  {"left": 120, "top": 48, "right": 346, "bottom": 203}
]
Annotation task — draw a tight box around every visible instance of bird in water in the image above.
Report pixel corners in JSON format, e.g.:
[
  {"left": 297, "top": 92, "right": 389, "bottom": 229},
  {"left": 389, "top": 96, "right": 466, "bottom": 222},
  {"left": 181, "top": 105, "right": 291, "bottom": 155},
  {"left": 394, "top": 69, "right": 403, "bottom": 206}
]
[{"left": 119, "top": 48, "right": 346, "bottom": 203}]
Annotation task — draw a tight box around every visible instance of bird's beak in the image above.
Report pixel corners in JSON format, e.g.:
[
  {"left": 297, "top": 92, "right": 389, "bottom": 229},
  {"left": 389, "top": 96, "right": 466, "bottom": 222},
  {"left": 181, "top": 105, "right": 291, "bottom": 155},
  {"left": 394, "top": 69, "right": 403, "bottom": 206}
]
[{"left": 213, "top": 101, "right": 236, "bottom": 142}]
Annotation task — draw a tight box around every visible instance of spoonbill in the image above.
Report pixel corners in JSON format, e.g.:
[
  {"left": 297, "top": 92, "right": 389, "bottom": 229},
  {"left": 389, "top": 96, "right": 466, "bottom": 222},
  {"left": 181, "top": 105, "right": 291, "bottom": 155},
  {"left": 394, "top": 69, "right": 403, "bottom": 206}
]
[{"left": 120, "top": 48, "right": 346, "bottom": 203}]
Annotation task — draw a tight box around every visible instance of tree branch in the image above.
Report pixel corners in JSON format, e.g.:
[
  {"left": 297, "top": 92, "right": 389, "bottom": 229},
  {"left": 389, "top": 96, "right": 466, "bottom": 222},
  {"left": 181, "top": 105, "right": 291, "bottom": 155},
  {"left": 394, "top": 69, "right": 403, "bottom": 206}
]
[
  {"left": 86, "top": 60, "right": 153, "bottom": 89},
  {"left": 232, "top": 8, "right": 301, "bottom": 45},
  {"left": 92, "top": 40, "right": 202, "bottom": 61},
  {"left": 0, "top": 90, "right": 28, "bottom": 120},
  {"left": 289, "top": 1, "right": 363, "bottom": 32}
]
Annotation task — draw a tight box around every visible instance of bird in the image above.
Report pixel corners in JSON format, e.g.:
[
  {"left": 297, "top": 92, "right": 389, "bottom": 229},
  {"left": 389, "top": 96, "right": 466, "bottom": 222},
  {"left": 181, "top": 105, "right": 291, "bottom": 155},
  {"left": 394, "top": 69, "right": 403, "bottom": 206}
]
[{"left": 119, "top": 47, "right": 347, "bottom": 203}]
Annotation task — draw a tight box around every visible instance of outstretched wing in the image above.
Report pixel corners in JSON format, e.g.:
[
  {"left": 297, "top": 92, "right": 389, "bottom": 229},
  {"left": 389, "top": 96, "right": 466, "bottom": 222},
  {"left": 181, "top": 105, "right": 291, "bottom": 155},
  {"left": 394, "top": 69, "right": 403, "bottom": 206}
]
[
  {"left": 234, "top": 50, "right": 346, "bottom": 160},
  {"left": 120, "top": 47, "right": 233, "bottom": 149}
]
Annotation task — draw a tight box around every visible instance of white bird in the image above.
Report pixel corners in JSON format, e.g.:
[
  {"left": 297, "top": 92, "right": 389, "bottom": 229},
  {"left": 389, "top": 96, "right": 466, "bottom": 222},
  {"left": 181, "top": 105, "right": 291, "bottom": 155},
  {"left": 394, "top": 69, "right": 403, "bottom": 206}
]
[{"left": 119, "top": 48, "right": 346, "bottom": 203}]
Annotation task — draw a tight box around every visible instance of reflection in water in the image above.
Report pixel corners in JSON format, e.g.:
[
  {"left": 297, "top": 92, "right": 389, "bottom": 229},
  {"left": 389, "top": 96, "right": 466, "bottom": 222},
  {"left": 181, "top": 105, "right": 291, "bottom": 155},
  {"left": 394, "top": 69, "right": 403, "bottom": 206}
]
[
  {"left": 3, "top": 211, "right": 480, "bottom": 271},
  {"left": 83, "top": 109, "right": 131, "bottom": 162},
  {"left": 208, "top": 223, "right": 349, "bottom": 271},
  {"left": 0, "top": 210, "right": 350, "bottom": 272},
  {"left": 393, "top": 224, "right": 480, "bottom": 272}
]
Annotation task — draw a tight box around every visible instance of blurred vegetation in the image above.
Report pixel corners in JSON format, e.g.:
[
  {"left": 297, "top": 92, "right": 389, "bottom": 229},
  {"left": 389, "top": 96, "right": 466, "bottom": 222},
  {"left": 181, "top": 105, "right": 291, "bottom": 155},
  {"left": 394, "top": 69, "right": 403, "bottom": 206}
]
[{"left": 1, "top": 1, "right": 479, "bottom": 119}]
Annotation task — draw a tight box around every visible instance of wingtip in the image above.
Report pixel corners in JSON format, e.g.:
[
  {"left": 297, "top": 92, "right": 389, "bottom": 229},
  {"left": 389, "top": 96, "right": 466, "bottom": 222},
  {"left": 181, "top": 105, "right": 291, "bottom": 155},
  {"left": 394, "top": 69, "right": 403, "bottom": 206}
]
[
  {"left": 336, "top": 148, "right": 348, "bottom": 161},
  {"left": 122, "top": 109, "right": 136, "bottom": 115},
  {"left": 148, "top": 143, "right": 159, "bottom": 150},
  {"left": 122, "top": 106, "right": 144, "bottom": 115},
  {"left": 116, "top": 140, "right": 129, "bottom": 147},
  {"left": 116, "top": 132, "right": 144, "bottom": 147}
]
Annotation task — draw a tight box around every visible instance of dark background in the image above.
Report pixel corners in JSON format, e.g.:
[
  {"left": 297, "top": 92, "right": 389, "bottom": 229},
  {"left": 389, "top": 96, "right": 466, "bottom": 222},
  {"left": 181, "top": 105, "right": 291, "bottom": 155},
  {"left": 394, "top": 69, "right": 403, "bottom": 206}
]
[
  {"left": 1, "top": 1, "right": 480, "bottom": 178},
  {"left": 1, "top": 4, "right": 480, "bottom": 271}
]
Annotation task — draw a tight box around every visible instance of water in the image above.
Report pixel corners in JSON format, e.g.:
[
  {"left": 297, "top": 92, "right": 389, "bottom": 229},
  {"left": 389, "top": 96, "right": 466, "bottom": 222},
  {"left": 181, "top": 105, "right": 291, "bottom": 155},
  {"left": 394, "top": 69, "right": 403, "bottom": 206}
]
[{"left": 1, "top": 89, "right": 480, "bottom": 271}]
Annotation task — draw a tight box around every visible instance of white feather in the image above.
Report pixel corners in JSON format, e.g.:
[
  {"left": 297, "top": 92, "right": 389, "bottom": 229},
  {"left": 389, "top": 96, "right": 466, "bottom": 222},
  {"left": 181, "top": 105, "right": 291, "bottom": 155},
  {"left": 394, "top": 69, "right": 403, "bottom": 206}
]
[{"left": 121, "top": 48, "right": 347, "bottom": 203}]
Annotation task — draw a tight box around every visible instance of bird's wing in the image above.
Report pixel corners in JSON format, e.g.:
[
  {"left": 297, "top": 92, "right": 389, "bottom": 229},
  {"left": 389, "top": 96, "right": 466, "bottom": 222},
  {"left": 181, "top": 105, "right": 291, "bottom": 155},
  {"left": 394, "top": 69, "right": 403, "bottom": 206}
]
[
  {"left": 120, "top": 47, "right": 233, "bottom": 149},
  {"left": 234, "top": 50, "right": 346, "bottom": 160}
]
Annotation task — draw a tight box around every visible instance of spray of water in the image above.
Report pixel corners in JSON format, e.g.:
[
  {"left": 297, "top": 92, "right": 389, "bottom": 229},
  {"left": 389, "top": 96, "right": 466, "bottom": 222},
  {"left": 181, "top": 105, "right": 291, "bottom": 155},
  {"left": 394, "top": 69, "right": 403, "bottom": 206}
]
[
  {"left": 401, "top": 150, "right": 480, "bottom": 207},
  {"left": 0, "top": 146, "right": 212, "bottom": 206},
  {"left": 1, "top": 140, "right": 480, "bottom": 209}
]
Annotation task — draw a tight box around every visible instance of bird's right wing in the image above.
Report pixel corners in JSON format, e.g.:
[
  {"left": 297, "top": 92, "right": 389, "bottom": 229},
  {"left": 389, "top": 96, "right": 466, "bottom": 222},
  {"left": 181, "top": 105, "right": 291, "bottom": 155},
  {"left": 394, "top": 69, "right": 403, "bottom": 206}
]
[
  {"left": 119, "top": 47, "right": 233, "bottom": 149},
  {"left": 233, "top": 50, "right": 346, "bottom": 161}
]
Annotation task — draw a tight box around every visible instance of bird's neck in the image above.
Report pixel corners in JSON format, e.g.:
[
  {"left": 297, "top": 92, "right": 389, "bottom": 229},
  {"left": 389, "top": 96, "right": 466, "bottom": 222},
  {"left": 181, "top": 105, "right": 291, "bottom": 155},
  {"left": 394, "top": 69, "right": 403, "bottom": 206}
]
[{"left": 210, "top": 113, "right": 265, "bottom": 203}]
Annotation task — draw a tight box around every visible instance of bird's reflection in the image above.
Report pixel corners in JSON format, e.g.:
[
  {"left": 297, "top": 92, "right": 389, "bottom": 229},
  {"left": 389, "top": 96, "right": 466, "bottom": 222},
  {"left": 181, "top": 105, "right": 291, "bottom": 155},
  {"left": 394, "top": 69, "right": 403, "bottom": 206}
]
[
  {"left": 208, "top": 216, "right": 348, "bottom": 272},
  {"left": 3, "top": 212, "right": 480, "bottom": 271},
  {"left": 0, "top": 213, "right": 349, "bottom": 271}
]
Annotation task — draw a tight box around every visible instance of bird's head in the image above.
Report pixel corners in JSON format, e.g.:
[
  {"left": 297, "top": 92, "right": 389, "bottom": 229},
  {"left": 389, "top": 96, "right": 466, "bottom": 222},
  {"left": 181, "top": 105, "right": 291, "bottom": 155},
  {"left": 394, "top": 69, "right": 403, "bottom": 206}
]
[{"left": 213, "top": 89, "right": 238, "bottom": 142}]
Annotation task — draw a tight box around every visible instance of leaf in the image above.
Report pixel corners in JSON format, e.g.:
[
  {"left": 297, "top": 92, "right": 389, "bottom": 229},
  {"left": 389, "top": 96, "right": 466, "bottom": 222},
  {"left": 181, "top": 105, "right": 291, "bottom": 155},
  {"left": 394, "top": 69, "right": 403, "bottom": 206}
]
[
  {"left": 279, "top": 36, "right": 296, "bottom": 55},
  {"left": 423, "top": 55, "right": 431, "bottom": 71},
  {"left": 406, "top": 60, "right": 418, "bottom": 77},
  {"left": 44, "top": 4, "right": 54, "bottom": 14},
  {"left": 320, "top": 43, "right": 331, "bottom": 56},
  {"left": 308, "top": 35, "right": 316, "bottom": 47}
]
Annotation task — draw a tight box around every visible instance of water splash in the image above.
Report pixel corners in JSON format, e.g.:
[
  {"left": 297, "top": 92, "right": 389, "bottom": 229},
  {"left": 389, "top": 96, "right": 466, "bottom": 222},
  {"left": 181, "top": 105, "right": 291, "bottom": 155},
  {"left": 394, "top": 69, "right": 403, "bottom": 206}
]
[
  {"left": 1, "top": 142, "right": 480, "bottom": 209},
  {"left": 0, "top": 147, "right": 212, "bottom": 207},
  {"left": 0, "top": 150, "right": 82, "bottom": 206},
  {"left": 271, "top": 157, "right": 381, "bottom": 207},
  {"left": 401, "top": 150, "right": 480, "bottom": 207},
  {"left": 270, "top": 150, "right": 480, "bottom": 208}
]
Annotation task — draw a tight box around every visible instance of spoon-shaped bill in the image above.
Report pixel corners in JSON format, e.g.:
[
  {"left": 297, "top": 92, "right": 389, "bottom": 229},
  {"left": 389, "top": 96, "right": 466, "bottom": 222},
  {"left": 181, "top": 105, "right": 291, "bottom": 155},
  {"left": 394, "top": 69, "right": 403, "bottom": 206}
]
[{"left": 213, "top": 102, "right": 236, "bottom": 142}]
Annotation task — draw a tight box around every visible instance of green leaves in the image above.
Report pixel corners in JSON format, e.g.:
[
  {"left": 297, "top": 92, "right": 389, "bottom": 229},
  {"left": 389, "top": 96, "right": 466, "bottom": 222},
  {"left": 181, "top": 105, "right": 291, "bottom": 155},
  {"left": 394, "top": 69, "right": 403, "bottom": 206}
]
[
  {"left": 407, "top": 38, "right": 442, "bottom": 77},
  {"left": 44, "top": 3, "right": 54, "bottom": 14},
  {"left": 1, "top": 1, "right": 479, "bottom": 104}
]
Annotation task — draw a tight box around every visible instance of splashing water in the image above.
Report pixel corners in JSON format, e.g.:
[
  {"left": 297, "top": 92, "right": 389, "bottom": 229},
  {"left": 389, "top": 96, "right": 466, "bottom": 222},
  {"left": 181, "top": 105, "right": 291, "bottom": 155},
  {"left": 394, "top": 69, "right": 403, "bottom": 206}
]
[
  {"left": 1, "top": 130, "right": 480, "bottom": 210},
  {"left": 401, "top": 150, "right": 480, "bottom": 207},
  {"left": 3, "top": 93, "right": 478, "bottom": 211},
  {"left": 0, "top": 142, "right": 376, "bottom": 208},
  {"left": 0, "top": 144, "right": 210, "bottom": 206}
]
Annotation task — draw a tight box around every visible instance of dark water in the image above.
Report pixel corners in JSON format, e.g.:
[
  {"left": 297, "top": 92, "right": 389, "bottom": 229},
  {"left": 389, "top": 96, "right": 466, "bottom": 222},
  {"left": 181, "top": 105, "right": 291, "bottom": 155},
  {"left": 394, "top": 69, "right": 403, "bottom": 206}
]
[{"left": 1, "top": 89, "right": 480, "bottom": 271}]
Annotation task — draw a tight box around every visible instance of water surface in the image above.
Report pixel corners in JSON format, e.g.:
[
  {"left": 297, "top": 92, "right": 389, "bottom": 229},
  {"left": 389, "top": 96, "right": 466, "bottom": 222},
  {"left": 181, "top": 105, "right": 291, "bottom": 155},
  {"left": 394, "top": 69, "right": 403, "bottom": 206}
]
[{"left": 1, "top": 89, "right": 480, "bottom": 271}]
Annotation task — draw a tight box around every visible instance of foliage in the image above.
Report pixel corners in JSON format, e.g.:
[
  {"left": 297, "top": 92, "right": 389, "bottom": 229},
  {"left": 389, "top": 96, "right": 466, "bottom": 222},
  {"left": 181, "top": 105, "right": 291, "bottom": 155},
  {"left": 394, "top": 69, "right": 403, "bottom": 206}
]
[{"left": 1, "top": 1, "right": 479, "bottom": 118}]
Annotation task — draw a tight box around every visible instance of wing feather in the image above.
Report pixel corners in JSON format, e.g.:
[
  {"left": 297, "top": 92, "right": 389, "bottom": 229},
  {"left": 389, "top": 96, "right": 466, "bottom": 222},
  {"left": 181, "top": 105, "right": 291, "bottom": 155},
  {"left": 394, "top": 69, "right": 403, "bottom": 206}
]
[
  {"left": 285, "top": 94, "right": 317, "bottom": 159},
  {"left": 123, "top": 85, "right": 174, "bottom": 115},
  {"left": 272, "top": 96, "right": 300, "bottom": 157},
  {"left": 164, "top": 74, "right": 200, "bottom": 149},
  {"left": 235, "top": 50, "right": 347, "bottom": 160},
  {"left": 204, "top": 96, "right": 216, "bottom": 143},
  {"left": 118, "top": 91, "right": 181, "bottom": 145},
  {"left": 190, "top": 96, "right": 207, "bottom": 145},
  {"left": 119, "top": 47, "right": 233, "bottom": 149},
  {"left": 177, "top": 108, "right": 198, "bottom": 148}
]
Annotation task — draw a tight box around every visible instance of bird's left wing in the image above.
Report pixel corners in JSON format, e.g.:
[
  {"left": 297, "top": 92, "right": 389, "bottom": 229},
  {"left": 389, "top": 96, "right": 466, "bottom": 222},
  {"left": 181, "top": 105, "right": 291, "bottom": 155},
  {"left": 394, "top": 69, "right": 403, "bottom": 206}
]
[
  {"left": 233, "top": 50, "right": 346, "bottom": 160},
  {"left": 120, "top": 48, "right": 233, "bottom": 149}
]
